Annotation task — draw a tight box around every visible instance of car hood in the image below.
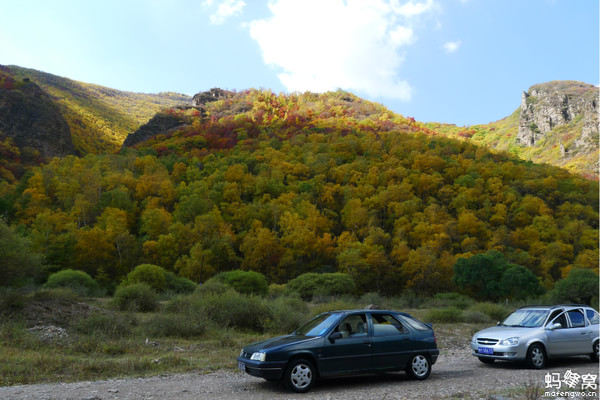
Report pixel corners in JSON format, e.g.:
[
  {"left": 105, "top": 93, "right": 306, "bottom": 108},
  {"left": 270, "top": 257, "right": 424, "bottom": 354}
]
[
  {"left": 244, "top": 334, "right": 319, "bottom": 353},
  {"left": 474, "top": 325, "right": 537, "bottom": 339}
]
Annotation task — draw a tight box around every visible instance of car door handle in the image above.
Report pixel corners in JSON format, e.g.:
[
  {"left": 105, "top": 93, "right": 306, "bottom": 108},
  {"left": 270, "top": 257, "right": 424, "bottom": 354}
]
[{"left": 580, "top": 332, "right": 587, "bottom": 335}]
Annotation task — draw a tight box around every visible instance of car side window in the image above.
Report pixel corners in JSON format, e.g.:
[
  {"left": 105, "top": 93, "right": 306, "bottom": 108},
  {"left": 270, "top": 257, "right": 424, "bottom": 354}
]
[
  {"left": 372, "top": 314, "right": 406, "bottom": 336},
  {"left": 548, "top": 312, "right": 568, "bottom": 329},
  {"left": 333, "top": 314, "right": 368, "bottom": 338},
  {"left": 567, "top": 310, "right": 586, "bottom": 328},
  {"left": 586, "top": 309, "right": 599, "bottom": 325}
]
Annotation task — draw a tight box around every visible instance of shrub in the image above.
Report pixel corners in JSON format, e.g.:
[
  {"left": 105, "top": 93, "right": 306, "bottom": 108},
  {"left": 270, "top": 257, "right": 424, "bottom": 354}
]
[
  {"left": 268, "top": 283, "right": 286, "bottom": 298},
  {"left": 424, "top": 307, "right": 463, "bottom": 323},
  {"left": 198, "top": 289, "right": 270, "bottom": 331},
  {"left": 285, "top": 273, "right": 356, "bottom": 301},
  {"left": 164, "top": 271, "right": 197, "bottom": 294},
  {"left": 550, "top": 268, "right": 599, "bottom": 305},
  {"left": 112, "top": 283, "right": 159, "bottom": 312},
  {"left": 44, "top": 269, "right": 100, "bottom": 296},
  {"left": 211, "top": 270, "right": 268, "bottom": 296},
  {"left": 427, "top": 292, "right": 475, "bottom": 310},
  {"left": 141, "top": 313, "right": 207, "bottom": 338},
  {"left": 32, "top": 287, "right": 80, "bottom": 302},
  {"left": 196, "top": 279, "right": 229, "bottom": 295},
  {"left": 262, "top": 296, "right": 309, "bottom": 333},
  {"left": 121, "top": 264, "right": 166, "bottom": 291},
  {"left": 461, "top": 310, "right": 491, "bottom": 324},
  {"left": 76, "top": 312, "right": 135, "bottom": 337},
  {"left": 468, "top": 302, "right": 510, "bottom": 322}
]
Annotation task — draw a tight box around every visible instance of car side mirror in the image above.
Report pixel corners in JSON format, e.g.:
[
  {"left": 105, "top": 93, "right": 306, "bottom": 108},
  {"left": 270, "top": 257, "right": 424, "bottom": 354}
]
[
  {"left": 548, "top": 322, "right": 562, "bottom": 330},
  {"left": 329, "top": 332, "right": 343, "bottom": 343}
]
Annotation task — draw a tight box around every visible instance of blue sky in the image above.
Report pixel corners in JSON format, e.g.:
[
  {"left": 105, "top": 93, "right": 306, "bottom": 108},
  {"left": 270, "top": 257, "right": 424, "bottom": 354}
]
[{"left": 0, "top": 0, "right": 597, "bottom": 126}]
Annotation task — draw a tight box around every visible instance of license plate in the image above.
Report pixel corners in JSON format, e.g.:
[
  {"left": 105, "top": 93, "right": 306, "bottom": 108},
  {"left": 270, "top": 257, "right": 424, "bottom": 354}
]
[
  {"left": 238, "top": 361, "right": 246, "bottom": 371},
  {"left": 478, "top": 346, "right": 494, "bottom": 355}
]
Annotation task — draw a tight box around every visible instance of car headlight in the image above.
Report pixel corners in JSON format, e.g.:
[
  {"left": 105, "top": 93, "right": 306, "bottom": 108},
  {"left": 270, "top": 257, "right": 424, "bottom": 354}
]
[
  {"left": 240, "top": 349, "right": 244, "bottom": 357},
  {"left": 250, "top": 352, "right": 266, "bottom": 362},
  {"left": 500, "top": 337, "right": 519, "bottom": 346},
  {"left": 471, "top": 336, "right": 477, "bottom": 344}
]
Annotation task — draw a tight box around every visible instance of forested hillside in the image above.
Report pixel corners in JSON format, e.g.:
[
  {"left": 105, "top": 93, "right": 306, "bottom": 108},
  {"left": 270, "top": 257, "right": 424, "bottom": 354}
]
[
  {"left": 5, "top": 65, "right": 189, "bottom": 154},
  {"left": 2, "top": 89, "right": 597, "bottom": 294}
]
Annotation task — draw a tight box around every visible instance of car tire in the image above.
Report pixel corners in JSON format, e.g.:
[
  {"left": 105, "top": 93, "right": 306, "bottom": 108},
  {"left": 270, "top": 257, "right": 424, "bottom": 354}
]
[
  {"left": 526, "top": 343, "right": 546, "bottom": 369},
  {"left": 284, "top": 359, "right": 316, "bottom": 393},
  {"left": 478, "top": 357, "right": 495, "bottom": 364},
  {"left": 591, "top": 340, "right": 599, "bottom": 362},
  {"left": 406, "top": 354, "right": 431, "bottom": 380}
]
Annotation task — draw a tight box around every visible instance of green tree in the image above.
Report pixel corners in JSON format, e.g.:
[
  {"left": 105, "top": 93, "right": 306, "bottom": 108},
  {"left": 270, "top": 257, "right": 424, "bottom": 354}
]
[
  {"left": 551, "top": 268, "right": 599, "bottom": 305},
  {"left": 0, "top": 218, "right": 43, "bottom": 286}
]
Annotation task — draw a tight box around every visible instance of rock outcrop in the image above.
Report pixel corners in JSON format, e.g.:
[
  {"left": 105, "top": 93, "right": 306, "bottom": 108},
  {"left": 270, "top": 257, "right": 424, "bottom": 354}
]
[
  {"left": 191, "top": 88, "right": 233, "bottom": 107},
  {"left": 122, "top": 112, "right": 185, "bottom": 148},
  {"left": 517, "top": 81, "right": 598, "bottom": 154},
  {"left": 0, "top": 68, "right": 75, "bottom": 158}
]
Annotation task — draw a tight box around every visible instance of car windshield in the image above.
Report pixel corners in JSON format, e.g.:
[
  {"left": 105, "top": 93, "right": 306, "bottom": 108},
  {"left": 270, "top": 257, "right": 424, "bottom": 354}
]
[
  {"left": 294, "top": 313, "right": 341, "bottom": 336},
  {"left": 501, "top": 309, "right": 549, "bottom": 327}
]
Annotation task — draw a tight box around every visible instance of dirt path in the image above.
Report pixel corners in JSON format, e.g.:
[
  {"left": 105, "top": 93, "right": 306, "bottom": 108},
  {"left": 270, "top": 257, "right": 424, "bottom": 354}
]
[{"left": 1, "top": 346, "right": 598, "bottom": 400}]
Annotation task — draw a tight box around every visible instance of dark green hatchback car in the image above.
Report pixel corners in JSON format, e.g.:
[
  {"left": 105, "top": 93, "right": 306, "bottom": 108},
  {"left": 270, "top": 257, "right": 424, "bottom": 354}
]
[{"left": 237, "top": 309, "right": 439, "bottom": 392}]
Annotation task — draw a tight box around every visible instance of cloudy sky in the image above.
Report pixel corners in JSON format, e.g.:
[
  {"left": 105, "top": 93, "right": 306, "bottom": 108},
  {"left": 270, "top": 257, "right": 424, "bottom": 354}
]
[{"left": 0, "top": 0, "right": 597, "bottom": 125}]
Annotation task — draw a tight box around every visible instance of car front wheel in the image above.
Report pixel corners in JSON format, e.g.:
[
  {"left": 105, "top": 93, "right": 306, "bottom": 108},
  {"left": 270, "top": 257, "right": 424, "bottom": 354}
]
[
  {"left": 406, "top": 354, "right": 431, "bottom": 380},
  {"left": 526, "top": 344, "right": 546, "bottom": 369},
  {"left": 591, "top": 340, "right": 599, "bottom": 362},
  {"left": 285, "top": 359, "right": 316, "bottom": 393}
]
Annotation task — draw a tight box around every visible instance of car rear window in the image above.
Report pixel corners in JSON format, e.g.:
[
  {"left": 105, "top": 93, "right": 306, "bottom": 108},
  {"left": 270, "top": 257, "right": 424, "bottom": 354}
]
[
  {"left": 586, "top": 309, "right": 599, "bottom": 325},
  {"left": 399, "top": 315, "right": 431, "bottom": 331}
]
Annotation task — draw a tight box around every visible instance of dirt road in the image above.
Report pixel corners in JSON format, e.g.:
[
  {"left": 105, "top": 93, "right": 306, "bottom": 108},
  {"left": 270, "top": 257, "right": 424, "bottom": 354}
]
[{"left": 1, "top": 346, "right": 597, "bottom": 400}]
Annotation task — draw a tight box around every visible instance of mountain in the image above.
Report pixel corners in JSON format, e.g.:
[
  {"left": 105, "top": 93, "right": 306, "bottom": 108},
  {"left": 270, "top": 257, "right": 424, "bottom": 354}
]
[
  {"left": 0, "top": 66, "right": 74, "bottom": 159},
  {"left": 429, "top": 81, "right": 599, "bottom": 178},
  {"left": 4, "top": 65, "right": 189, "bottom": 155}
]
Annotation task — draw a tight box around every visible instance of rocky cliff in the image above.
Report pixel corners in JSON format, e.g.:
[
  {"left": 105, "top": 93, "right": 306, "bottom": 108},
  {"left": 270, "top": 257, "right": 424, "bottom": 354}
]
[
  {"left": 517, "top": 81, "right": 598, "bottom": 156},
  {"left": 0, "top": 67, "right": 75, "bottom": 158}
]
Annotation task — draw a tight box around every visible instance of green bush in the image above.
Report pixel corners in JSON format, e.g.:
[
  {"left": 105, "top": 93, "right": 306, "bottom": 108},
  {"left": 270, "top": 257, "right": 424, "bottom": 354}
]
[
  {"left": 468, "top": 302, "right": 510, "bottom": 322},
  {"left": 76, "top": 312, "right": 135, "bottom": 337},
  {"left": 268, "top": 283, "right": 286, "bottom": 298},
  {"left": 263, "top": 296, "right": 309, "bottom": 333},
  {"left": 141, "top": 313, "right": 207, "bottom": 338},
  {"left": 284, "top": 272, "right": 356, "bottom": 301},
  {"left": 121, "top": 264, "right": 166, "bottom": 291},
  {"left": 196, "top": 279, "right": 229, "bottom": 295},
  {"left": 44, "top": 269, "right": 100, "bottom": 296},
  {"left": 424, "top": 307, "right": 463, "bottom": 323},
  {"left": 32, "top": 287, "right": 80, "bottom": 302},
  {"left": 461, "top": 310, "right": 491, "bottom": 324},
  {"left": 427, "top": 292, "right": 475, "bottom": 310},
  {"left": 198, "top": 289, "right": 270, "bottom": 331},
  {"left": 164, "top": 271, "right": 197, "bottom": 294},
  {"left": 550, "top": 268, "right": 599, "bottom": 305},
  {"left": 112, "top": 283, "right": 159, "bottom": 312},
  {"left": 211, "top": 270, "right": 268, "bottom": 296}
]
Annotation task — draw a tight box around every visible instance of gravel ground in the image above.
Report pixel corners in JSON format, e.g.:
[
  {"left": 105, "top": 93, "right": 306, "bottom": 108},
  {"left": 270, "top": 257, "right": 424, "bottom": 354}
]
[{"left": 1, "top": 346, "right": 598, "bottom": 400}]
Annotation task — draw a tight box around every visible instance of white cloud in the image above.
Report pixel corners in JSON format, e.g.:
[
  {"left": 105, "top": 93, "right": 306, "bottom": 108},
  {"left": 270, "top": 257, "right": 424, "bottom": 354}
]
[
  {"left": 249, "top": 0, "right": 437, "bottom": 101},
  {"left": 443, "top": 40, "right": 461, "bottom": 53},
  {"left": 203, "top": 0, "right": 246, "bottom": 25}
]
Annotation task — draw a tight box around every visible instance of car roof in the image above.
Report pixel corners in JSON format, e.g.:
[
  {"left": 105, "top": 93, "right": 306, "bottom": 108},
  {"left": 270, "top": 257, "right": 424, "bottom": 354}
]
[
  {"left": 326, "top": 309, "right": 413, "bottom": 317},
  {"left": 517, "top": 304, "right": 592, "bottom": 310}
]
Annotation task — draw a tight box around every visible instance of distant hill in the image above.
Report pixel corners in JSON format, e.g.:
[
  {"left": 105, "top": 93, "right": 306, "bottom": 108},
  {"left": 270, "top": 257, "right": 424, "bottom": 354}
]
[
  {"left": 5, "top": 65, "right": 189, "bottom": 155},
  {"left": 429, "top": 81, "right": 599, "bottom": 178}
]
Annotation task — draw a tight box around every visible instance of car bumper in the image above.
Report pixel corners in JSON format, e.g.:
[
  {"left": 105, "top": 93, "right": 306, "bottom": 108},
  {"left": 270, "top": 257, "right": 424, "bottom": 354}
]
[
  {"left": 470, "top": 343, "right": 525, "bottom": 360},
  {"left": 428, "top": 349, "right": 440, "bottom": 364},
  {"left": 236, "top": 357, "right": 286, "bottom": 380}
]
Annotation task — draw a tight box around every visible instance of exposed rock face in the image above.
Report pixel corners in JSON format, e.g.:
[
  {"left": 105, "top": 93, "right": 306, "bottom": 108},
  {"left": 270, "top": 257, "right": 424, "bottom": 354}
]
[
  {"left": 191, "top": 88, "right": 233, "bottom": 107},
  {"left": 517, "top": 81, "right": 598, "bottom": 152},
  {"left": 122, "top": 112, "right": 184, "bottom": 148},
  {"left": 0, "top": 74, "right": 75, "bottom": 158}
]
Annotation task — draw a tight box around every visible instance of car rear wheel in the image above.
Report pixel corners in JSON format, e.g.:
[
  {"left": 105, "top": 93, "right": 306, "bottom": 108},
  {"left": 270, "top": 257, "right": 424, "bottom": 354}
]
[
  {"left": 591, "top": 340, "right": 599, "bottom": 362},
  {"left": 478, "top": 357, "right": 495, "bottom": 364},
  {"left": 285, "top": 359, "right": 315, "bottom": 393},
  {"left": 406, "top": 354, "right": 431, "bottom": 380},
  {"left": 526, "top": 344, "right": 546, "bottom": 369}
]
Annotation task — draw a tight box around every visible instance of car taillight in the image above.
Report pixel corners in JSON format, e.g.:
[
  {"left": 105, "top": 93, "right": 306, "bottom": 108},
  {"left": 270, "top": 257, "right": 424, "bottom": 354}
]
[{"left": 433, "top": 332, "right": 437, "bottom": 343}]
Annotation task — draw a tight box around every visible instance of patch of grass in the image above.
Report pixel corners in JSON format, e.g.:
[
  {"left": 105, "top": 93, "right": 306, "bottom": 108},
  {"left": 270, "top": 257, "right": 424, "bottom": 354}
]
[
  {"left": 424, "top": 307, "right": 463, "bottom": 323},
  {"left": 467, "top": 302, "right": 510, "bottom": 322}
]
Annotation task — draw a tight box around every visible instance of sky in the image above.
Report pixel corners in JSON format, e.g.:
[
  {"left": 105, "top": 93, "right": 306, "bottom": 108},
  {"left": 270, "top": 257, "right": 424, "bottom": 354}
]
[{"left": 0, "top": 0, "right": 597, "bottom": 126}]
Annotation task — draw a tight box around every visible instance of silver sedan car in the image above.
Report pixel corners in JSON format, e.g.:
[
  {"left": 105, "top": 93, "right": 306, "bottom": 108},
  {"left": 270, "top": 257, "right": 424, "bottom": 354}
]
[{"left": 471, "top": 304, "right": 599, "bottom": 369}]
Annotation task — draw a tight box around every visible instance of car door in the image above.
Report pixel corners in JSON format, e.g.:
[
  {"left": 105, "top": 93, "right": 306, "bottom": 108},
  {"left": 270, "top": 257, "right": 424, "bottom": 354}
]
[
  {"left": 565, "top": 309, "right": 591, "bottom": 354},
  {"left": 370, "top": 313, "right": 413, "bottom": 370},
  {"left": 322, "top": 313, "right": 372, "bottom": 374},
  {"left": 546, "top": 310, "right": 586, "bottom": 356}
]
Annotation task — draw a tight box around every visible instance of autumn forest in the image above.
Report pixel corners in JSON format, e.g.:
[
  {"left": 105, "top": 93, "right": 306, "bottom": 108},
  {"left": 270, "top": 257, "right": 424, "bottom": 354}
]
[{"left": 1, "top": 86, "right": 598, "bottom": 297}]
